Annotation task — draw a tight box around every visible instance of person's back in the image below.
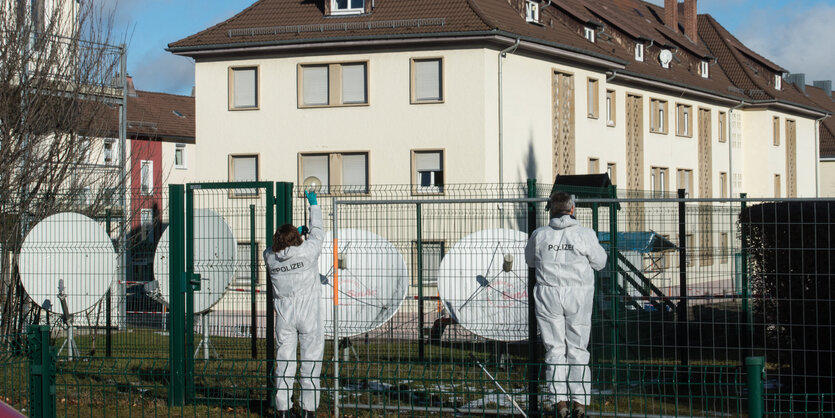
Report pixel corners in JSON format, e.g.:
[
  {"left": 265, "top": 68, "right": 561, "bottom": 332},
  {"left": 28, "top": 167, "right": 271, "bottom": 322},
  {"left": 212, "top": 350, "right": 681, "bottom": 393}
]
[{"left": 526, "top": 214, "right": 607, "bottom": 288}]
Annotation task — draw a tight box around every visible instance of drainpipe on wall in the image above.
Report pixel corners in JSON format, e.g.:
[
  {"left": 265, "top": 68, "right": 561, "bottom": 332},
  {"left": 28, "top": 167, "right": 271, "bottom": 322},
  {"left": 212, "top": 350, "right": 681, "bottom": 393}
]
[
  {"left": 498, "top": 38, "right": 520, "bottom": 201},
  {"left": 815, "top": 114, "right": 831, "bottom": 197}
]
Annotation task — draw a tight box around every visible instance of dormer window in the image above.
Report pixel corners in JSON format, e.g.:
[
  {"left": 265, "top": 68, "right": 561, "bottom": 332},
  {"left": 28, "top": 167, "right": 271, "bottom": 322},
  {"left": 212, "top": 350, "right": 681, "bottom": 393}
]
[
  {"left": 635, "top": 43, "right": 645, "bottom": 62},
  {"left": 584, "top": 27, "right": 595, "bottom": 43},
  {"left": 525, "top": 0, "right": 540, "bottom": 23},
  {"left": 700, "top": 60, "right": 709, "bottom": 78},
  {"left": 775, "top": 74, "right": 782, "bottom": 90},
  {"left": 332, "top": 0, "right": 364, "bottom": 15}
]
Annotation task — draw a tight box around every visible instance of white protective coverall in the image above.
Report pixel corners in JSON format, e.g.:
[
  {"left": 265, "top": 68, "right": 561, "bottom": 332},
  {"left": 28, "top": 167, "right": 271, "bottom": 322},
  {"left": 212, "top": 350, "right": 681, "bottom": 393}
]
[
  {"left": 525, "top": 214, "right": 607, "bottom": 406},
  {"left": 263, "top": 205, "right": 325, "bottom": 412}
]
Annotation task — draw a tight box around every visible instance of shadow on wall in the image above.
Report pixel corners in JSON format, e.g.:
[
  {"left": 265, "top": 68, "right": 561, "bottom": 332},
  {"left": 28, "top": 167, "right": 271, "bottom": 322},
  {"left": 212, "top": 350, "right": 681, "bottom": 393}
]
[{"left": 516, "top": 133, "right": 538, "bottom": 232}]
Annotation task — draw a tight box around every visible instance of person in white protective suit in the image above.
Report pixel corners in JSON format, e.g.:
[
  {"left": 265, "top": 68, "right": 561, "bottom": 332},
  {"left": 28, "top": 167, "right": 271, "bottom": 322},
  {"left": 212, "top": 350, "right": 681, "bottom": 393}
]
[
  {"left": 263, "top": 191, "right": 324, "bottom": 418},
  {"left": 525, "top": 192, "right": 607, "bottom": 418}
]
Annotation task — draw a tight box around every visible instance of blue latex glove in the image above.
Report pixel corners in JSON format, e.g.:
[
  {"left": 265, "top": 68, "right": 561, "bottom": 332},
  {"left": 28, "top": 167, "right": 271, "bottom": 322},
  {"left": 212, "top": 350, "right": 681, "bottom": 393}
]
[
  {"left": 305, "top": 190, "right": 318, "bottom": 206},
  {"left": 297, "top": 225, "right": 309, "bottom": 236}
]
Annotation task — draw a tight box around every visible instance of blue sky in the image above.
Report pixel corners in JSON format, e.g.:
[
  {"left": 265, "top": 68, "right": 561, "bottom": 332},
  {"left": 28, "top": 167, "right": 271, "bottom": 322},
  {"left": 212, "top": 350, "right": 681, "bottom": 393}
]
[{"left": 106, "top": 0, "right": 835, "bottom": 96}]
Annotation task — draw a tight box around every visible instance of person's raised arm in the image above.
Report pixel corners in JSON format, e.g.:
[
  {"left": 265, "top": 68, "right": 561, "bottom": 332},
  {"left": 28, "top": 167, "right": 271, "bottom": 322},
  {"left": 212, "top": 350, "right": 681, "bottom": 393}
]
[
  {"left": 304, "top": 191, "right": 325, "bottom": 249},
  {"left": 586, "top": 229, "right": 608, "bottom": 271}
]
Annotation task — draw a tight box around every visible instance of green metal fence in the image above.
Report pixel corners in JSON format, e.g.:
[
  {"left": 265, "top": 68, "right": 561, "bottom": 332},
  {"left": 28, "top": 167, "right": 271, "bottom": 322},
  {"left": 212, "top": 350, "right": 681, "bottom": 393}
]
[{"left": 3, "top": 182, "right": 834, "bottom": 416}]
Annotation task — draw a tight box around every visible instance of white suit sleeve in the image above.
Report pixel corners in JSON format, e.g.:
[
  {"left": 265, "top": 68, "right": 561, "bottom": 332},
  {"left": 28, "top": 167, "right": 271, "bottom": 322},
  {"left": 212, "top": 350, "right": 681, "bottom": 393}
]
[
  {"left": 525, "top": 230, "right": 537, "bottom": 267},
  {"left": 304, "top": 205, "right": 325, "bottom": 251},
  {"left": 585, "top": 229, "right": 608, "bottom": 271}
]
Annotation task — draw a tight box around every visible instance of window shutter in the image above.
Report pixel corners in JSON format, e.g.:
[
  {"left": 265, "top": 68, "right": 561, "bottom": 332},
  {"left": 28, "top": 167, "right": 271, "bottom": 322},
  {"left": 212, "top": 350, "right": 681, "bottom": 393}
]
[
  {"left": 341, "top": 64, "right": 367, "bottom": 104},
  {"left": 415, "top": 152, "right": 441, "bottom": 172},
  {"left": 303, "top": 66, "right": 329, "bottom": 105},
  {"left": 415, "top": 60, "right": 441, "bottom": 101},
  {"left": 233, "top": 68, "right": 257, "bottom": 108},
  {"left": 341, "top": 154, "right": 367, "bottom": 192},
  {"left": 302, "top": 155, "right": 330, "bottom": 191},
  {"left": 233, "top": 157, "right": 257, "bottom": 182}
]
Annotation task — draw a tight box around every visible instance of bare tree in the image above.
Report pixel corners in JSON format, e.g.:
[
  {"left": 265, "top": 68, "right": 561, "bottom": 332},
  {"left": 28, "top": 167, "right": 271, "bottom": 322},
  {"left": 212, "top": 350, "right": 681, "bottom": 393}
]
[{"left": 0, "top": 0, "right": 127, "bottom": 335}]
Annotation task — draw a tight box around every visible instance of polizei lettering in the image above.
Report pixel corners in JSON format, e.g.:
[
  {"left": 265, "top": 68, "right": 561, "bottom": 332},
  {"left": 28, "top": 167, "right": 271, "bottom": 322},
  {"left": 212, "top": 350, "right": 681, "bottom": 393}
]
[
  {"left": 270, "top": 262, "right": 305, "bottom": 274},
  {"left": 548, "top": 243, "right": 574, "bottom": 251}
]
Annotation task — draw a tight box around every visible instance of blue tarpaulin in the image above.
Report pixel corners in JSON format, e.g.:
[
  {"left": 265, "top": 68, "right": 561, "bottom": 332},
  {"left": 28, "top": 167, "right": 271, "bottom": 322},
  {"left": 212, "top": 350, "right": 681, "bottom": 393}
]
[{"left": 597, "top": 231, "right": 677, "bottom": 253}]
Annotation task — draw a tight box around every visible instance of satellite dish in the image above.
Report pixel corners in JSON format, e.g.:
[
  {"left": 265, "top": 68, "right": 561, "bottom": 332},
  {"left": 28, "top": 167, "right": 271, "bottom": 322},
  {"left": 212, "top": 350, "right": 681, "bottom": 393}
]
[
  {"left": 438, "top": 229, "right": 529, "bottom": 341},
  {"left": 303, "top": 176, "right": 322, "bottom": 193},
  {"left": 19, "top": 212, "right": 116, "bottom": 314},
  {"left": 153, "top": 209, "right": 237, "bottom": 314},
  {"left": 319, "top": 229, "right": 409, "bottom": 338},
  {"left": 659, "top": 49, "right": 673, "bottom": 67}
]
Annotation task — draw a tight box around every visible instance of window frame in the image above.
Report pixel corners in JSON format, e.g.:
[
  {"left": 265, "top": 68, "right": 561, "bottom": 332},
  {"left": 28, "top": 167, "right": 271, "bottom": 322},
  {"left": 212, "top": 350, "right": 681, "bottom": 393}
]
[
  {"left": 718, "top": 111, "right": 727, "bottom": 143},
  {"left": 587, "top": 78, "right": 599, "bottom": 119},
  {"left": 103, "top": 140, "right": 115, "bottom": 165},
  {"left": 331, "top": 0, "right": 365, "bottom": 15},
  {"left": 676, "top": 168, "right": 694, "bottom": 197},
  {"left": 584, "top": 26, "right": 595, "bottom": 42},
  {"left": 650, "top": 98, "right": 668, "bottom": 134},
  {"left": 228, "top": 66, "right": 259, "bottom": 110},
  {"left": 650, "top": 166, "right": 668, "bottom": 196},
  {"left": 140, "top": 208, "right": 154, "bottom": 243},
  {"left": 773, "top": 116, "right": 780, "bottom": 146},
  {"left": 411, "top": 240, "right": 445, "bottom": 287},
  {"left": 719, "top": 171, "right": 727, "bottom": 198},
  {"left": 228, "top": 154, "right": 260, "bottom": 198},
  {"left": 607, "top": 162, "right": 617, "bottom": 185},
  {"left": 774, "top": 174, "right": 781, "bottom": 198},
  {"left": 525, "top": 0, "right": 540, "bottom": 23},
  {"left": 140, "top": 160, "right": 153, "bottom": 196},
  {"left": 587, "top": 157, "right": 599, "bottom": 175},
  {"left": 635, "top": 43, "right": 645, "bottom": 62},
  {"left": 700, "top": 60, "right": 709, "bottom": 78},
  {"left": 298, "top": 61, "right": 370, "bottom": 108},
  {"left": 411, "top": 149, "right": 445, "bottom": 195},
  {"left": 299, "top": 151, "right": 370, "bottom": 196},
  {"left": 605, "top": 89, "right": 616, "bottom": 126},
  {"left": 234, "top": 241, "right": 261, "bottom": 287},
  {"left": 410, "top": 57, "right": 444, "bottom": 104},
  {"left": 676, "top": 103, "right": 693, "bottom": 137},
  {"left": 174, "top": 143, "right": 187, "bottom": 169},
  {"left": 775, "top": 74, "right": 782, "bottom": 90}
]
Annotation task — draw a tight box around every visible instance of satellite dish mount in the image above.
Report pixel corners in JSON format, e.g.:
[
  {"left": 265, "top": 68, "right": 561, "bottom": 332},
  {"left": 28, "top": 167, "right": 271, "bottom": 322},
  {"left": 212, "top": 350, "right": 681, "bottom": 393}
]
[{"left": 56, "top": 279, "right": 80, "bottom": 360}]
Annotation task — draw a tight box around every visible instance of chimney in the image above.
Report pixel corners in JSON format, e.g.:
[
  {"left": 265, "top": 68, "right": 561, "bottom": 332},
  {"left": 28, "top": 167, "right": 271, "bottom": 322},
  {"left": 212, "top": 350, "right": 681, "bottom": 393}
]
[
  {"left": 683, "top": 0, "right": 697, "bottom": 42},
  {"left": 665, "top": 0, "right": 678, "bottom": 33},
  {"left": 787, "top": 73, "right": 806, "bottom": 93},
  {"left": 813, "top": 80, "right": 833, "bottom": 98},
  {"left": 126, "top": 75, "right": 138, "bottom": 97}
]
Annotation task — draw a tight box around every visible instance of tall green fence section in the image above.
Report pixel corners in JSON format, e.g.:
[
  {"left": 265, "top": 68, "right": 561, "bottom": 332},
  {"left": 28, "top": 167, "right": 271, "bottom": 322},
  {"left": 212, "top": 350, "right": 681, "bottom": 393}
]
[{"left": 7, "top": 181, "right": 835, "bottom": 416}]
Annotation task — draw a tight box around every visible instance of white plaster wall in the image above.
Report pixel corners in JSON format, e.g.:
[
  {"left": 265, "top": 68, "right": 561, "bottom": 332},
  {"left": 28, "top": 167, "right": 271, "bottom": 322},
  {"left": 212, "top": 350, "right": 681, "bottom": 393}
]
[{"left": 820, "top": 160, "right": 835, "bottom": 197}]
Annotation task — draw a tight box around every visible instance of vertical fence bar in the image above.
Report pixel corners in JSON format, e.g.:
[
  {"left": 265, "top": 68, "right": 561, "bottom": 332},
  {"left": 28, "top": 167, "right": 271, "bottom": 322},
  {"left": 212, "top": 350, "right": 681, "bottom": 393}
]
[
  {"left": 105, "top": 210, "right": 112, "bottom": 357},
  {"left": 739, "top": 193, "right": 752, "bottom": 359},
  {"left": 416, "top": 203, "right": 424, "bottom": 361},
  {"left": 265, "top": 183, "right": 276, "bottom": 405},
  {"left": 271, "top": 182, "right": 291, "bottom": 405},
  {"left": 168, "top": 184, "right": 185, "bottom": 406},
  {"left": 332, "top": 201, "right": 341, "bottom": 418},
  {"left": 185, "top": 185, "right": 195, "bottom": 401},
  {"left": 745, "top": 356, "right": 765, "bottom": 418},
  {"left": 250, "top": 204, "right": 258, "bottom": 359},
  {"left": 27, "top": 325, "right": 54, "bottom": 418},
  {"left": 608, "top": 185, "right": 619, "bottom": 382},
  {"left": 526, "top": 178, "right": 539, "bottom": 414},
  {"left": 677, "top": 189, "right": 689, "bottom": 367}
]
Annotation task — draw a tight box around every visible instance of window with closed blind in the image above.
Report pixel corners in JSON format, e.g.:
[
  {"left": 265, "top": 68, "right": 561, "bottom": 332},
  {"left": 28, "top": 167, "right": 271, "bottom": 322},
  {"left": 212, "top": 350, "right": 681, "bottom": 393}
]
[
  {"left": 411, "top": 58, "right": 443, "bottom": 103},
  {"left": 300, "top": 152, "right": 368, "bottom": 195},
  {"left": 229, "top": 66, "right": 258, "bottom": 110},
  {"left": 412, "top": 150, "right": 444, "bottom": 194},
  {"left": 299, "top": 62, "right": 368, "bottom": 107},
  {"left": 229, "top": 155, "right": 259, "bottom": 197}
]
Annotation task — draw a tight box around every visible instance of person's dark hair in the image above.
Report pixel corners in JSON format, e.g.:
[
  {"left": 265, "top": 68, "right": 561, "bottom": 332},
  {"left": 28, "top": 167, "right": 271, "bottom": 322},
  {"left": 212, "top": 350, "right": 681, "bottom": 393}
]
[
  {"left": 273, "top": 224, "right": 303, "bottom": 252},
  {"left": 549, "top": 192, "right": 574, "bottom": 218}
]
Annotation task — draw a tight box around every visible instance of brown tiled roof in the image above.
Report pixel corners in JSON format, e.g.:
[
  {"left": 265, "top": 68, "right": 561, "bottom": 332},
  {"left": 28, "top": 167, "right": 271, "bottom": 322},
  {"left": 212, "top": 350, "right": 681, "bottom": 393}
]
[
  {"left": 805, "top": 85, "right": 835, "bottom": 157},
  {"left": 100, "top": 91, "right": 195, "bottom": 142}
]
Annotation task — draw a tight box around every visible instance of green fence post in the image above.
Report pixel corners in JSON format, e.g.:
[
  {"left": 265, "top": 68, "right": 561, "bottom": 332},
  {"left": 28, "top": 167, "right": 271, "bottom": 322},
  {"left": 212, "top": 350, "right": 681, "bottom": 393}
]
[
  {"left": 270, "top": 182, "right": 292, "bottom": 405},
  {"left": 745, "top": 356, "right": 765, "bottom": 418},
  {"left": 184, "top": 185, "right": 196, "bottom": 401},
  {"left": 168, "top": 184, "right": 185, "bottom": 406},
  {"left": 677, "top": 189, "right": 689, "bottom": 367},
  {"left": 250, "top": 204, "right": 258, "bottom": 359},
  {"left": 608, "top": 184, "right": 619, "bottom": 380},
  {"left": 739, "top": 193, "right": 752, "bottom": 359},
  {"left": 28, "top": 324, "right": 55, "bottom": 418},
  {"left": 416, "top": 203, "right": 425, "bottom": 361},
  {"left": 526, "top": 178, "right": 539, "bottom": 414},
  {"left": 105, "top": 210, "right": 112, "bottom": 357}
]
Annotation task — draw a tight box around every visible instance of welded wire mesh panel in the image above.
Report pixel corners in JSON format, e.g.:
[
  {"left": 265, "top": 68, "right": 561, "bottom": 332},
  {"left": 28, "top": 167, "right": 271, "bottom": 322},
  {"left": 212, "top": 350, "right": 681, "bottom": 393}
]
[{"left": 0, "top": 334, "right": 28, "bottom": 414}]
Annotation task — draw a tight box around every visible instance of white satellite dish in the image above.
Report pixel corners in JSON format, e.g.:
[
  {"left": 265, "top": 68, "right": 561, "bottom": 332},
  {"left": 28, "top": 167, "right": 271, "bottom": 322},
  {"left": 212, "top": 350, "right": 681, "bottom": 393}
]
[
  {"left": 319, "top": 229, "right": 409, "bottom": 338},
  {"left": 659, "top": 49, "right": 673, "bottom": 68},
  {"left": 19, "top": 212, "right": 117, "bottom": 315},
  {"left": 438, "top": 229, "right": 529, "bottom": 342},
  {"left": 153, "top": 208, "right": 237, "bottom": 314}
]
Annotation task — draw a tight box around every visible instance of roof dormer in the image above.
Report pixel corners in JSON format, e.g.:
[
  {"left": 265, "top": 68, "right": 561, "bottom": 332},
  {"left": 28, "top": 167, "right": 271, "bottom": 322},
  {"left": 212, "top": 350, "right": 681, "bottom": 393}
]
[{"left": 327, "top": 0, "right": 366, "bottom": 16}]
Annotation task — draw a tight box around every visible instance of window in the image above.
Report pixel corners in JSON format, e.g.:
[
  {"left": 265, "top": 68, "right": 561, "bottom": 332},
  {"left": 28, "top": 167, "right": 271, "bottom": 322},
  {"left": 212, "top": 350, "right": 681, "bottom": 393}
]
[
  {"left": 525, "top": 0, "right": 539, "bottom": 23},
  {"left": 773, "top": 116, "right": 780, "bottom": 146},
  {"left": 651, "top": 167, "right": 668, "bottom": 195},
  {"left": 775, "top": 74, "right": 782, "bottom": 90},
  {"left": 299, "top": 62, "right": 368, "bottom": 107},
  {"left": 229, "top": 155, "right": 259, "bottom": 197},
  {"left": 720, "top": 232, "right": 729, "bottom": 264},
  {"left": 412, "top": 150, "right": 444, "bottom": 194},
  {"left": 650, "top": 99, "right": 668, "bottom": 133},
  {"left": 685, "top": 234, "right": 695, "bottom": 267},
  {"left": 300, "top": 152, "right": 368, "bottom": 194},
  {"left": 677, "top": 169, "right": 693, "bottom": 197},
  {"left": 635, "top": 43, "right": 644, "bottom": 62},
  {"left": 587, "top": 78, "right": 599, "bottom": 118},
  {"left": 719, "top": 172, "right": 727, "bottom": 198},
  {"left": 411, "top": 58, "right": 443, "bottom": 103},
  {"left": 229, "top": 67, "right": 258, "bottom": 110},
  {"left": 234, "top": 242, "right": 260, "bottom": 286},
  {"left": 80, "top": 139, "right": 91, "bottom": 163},
  {"left": 718, "top": 111, "right": 727, "bottom": 143},
  {"left": 103, "top": 140, "right": 114, "bottom": 165},
  {"left": 411, "top": 241, "right": 445, "bottom": 286},
  {"left": 140, "top": 160, "right": 153, "bottom": 196},
  {"left": 331, "top": 0, "right": 364, "bottom": 15},
  {"left": 584, "top": 26, "right": 595, "bottom": 42},
  {"left": 588, "top": 158, "right": 599, "bottom": 174},
  {"left": 774, "top": 174, "right": 781, "bottom": 198},
  {"left": 141, "top": 208, "right": 153, "bottom": 243},
  {"left": 605, "top": 90, "right": 615, "bottom": 126},
  {"left": 700, "top": 60, "right": 709, "bottom": 78},
  {"left": 607, "top": 162, "right": 617, "bottom": 185},
  {"left": 676, "top": 104, "right": 692, "bottom": 137},
  {"left": 174, "top": 144, "right": 186, "bottom": 169}
]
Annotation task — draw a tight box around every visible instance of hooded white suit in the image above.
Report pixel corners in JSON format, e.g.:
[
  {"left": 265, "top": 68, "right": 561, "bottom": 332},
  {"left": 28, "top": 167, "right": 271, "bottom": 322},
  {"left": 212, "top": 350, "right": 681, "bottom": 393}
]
[
  {"left": 263, "top": 205, "right": 325, "bottom": 412},
  {"left": 525, "top": 215, "right": 607, "bottom": 406}
]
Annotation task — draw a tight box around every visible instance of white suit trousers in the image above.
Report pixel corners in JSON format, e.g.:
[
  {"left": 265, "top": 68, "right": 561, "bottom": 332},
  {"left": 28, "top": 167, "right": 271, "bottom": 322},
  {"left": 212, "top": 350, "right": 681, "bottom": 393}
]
[
  {"left": 534, "top": 284, "right": 594, "bottom": 405},
  {"left": 274, "top": 288, "right": 324, "bottom": 412}
]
